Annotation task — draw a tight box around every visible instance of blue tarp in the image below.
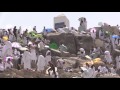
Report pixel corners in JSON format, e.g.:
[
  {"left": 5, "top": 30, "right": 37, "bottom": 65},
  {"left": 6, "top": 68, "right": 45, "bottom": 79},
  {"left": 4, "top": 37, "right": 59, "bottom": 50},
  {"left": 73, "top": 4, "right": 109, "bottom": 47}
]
[
  {"left": 43, "top": 28, "right": 53, "bottom": 33},
  {"left": 112, "top": 35, "right": 120, "bottom": 38}
]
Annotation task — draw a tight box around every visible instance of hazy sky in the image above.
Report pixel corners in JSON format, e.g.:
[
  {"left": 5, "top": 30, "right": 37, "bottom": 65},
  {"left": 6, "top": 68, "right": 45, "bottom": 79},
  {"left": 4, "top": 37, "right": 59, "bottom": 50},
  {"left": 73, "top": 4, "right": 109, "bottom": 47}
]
[{"left": 0, "top": 12, "right": 119, "bottom": 32}]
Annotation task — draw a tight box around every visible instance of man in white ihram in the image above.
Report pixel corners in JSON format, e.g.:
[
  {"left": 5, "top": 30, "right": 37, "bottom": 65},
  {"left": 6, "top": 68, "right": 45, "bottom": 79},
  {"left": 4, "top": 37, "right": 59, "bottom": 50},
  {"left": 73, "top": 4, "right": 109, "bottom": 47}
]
[
  {"left": 45, "top": 49, "right": 51, "bottom": 66},
  {"left": 37, "top": 53, "right": 46, "bottom": 73},
  {"left": 104, "top": 51, "right": 112, "bottom": 64},
  {"left": 1, "top": 36, "right": 13, "bottom": 61},
  {"left": 21, "top": 50, "right": 31, "bottom": 70},
  {"left": 78, "top": 48, "right": 86, "bottom": 58}
]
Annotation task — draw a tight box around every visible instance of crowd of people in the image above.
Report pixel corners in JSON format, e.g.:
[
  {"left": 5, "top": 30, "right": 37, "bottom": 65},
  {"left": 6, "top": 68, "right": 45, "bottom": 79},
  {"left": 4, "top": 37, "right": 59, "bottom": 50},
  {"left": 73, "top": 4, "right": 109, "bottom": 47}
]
[
  {"left": 78, "top": 24, "right": 120, "bottom": 78},
  {"left": 0, "top": 22, "right": 120, "bottom": 78},
  {"left": 0, "top": 26, "right": 61, "bottom": 78}
]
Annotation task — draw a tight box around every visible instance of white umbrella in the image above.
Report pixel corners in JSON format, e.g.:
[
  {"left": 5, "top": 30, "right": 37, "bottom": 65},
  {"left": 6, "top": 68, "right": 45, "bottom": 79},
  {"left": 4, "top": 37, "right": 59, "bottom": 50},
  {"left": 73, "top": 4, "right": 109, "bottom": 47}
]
[
  {"left": 18, "top": 47, "right": 28, "bottom": 51},
  {"left": 12, "top": 42, "right": 22, "bottom": 48}
]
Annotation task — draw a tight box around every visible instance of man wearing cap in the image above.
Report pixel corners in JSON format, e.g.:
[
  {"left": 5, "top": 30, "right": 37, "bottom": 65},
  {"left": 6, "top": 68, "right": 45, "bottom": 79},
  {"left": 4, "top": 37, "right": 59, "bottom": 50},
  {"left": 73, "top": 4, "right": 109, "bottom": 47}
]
[{"left": 1, "top": 36, "right": 13, "bottom": 61}]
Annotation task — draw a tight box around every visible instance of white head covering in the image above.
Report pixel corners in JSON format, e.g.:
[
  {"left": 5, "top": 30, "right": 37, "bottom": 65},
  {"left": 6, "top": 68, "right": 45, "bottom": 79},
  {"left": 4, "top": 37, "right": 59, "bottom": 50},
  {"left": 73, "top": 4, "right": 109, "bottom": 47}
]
[
  {"left": 79, "top": 48, "right": 85, "bottom": 52},
  {"left": 104, "top": 51, "right": 110, "bottom": 55}
]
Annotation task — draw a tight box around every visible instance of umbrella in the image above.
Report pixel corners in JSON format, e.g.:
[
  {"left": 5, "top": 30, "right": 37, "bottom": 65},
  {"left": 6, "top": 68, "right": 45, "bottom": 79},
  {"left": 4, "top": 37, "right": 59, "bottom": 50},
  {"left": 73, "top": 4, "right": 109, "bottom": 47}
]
[
  {"left": 18, "top": 47, "right": 28, "bottom": 51},
  {"left": 12, "top": 42, "right": 22, "bottom": 48},
  {"left": 49, "top": 42, "right": 58, "bottom": 49}
]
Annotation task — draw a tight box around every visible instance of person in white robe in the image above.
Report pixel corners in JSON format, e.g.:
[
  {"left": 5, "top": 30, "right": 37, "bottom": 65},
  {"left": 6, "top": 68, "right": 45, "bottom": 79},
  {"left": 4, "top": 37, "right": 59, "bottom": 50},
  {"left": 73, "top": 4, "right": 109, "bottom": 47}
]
[
  {"left": 0, "top": 59, "right": 4, "bottom": 72},
  {"left": 4, "top": 59, "right": 13, "bottom": 70},
  {"left": 37, "top": 54, "right": 46, "bottom": 73},
  {"left": 57, "top": 58, "right": 65, "bottom": 69},
  {"left": 45, "top": 49, "right": 51, "bottom": 66},
  {"left": 115, "top": 56, "right": 120, "bottom": 70},
  {"left": 90, "top": 28, "right": 96, "bottom": 40},
  {"left": 23, "top": 37, "right": 28, "bottom": 46},
  {"left": 81, "top": 67, "right": 90, "bottom": 78},
  {"left": 38, "top": 41, "right": 45, "bottom": 51},
  {"left": 110, "top": 66, "right": 116, "bottom": 75},
  {"left": 21, "top": 50, "right": 31, "bottom": 70},
  {"left": 30, "top": 44, "right": 37, "bottom": 69},
  {"left": 90, "top": 47, "right": 98, "bottom": 59},
  {"left": 30, "top": 45, "right": 37, "bottom": 62},
  {"left": 99, "top": 29, "right": 104, "bottom": 40},
  {"left": 104, "top": 51, "right": 112, "bottom": 64},
  {"left": 1, "top": 38, "right": 13, "bottom": 61},
  {"left": 78, "top": 48, "right": 86, "bottom": 58},
  {"left": 98, "top": 65, "right": 108, "bottom": 74}
]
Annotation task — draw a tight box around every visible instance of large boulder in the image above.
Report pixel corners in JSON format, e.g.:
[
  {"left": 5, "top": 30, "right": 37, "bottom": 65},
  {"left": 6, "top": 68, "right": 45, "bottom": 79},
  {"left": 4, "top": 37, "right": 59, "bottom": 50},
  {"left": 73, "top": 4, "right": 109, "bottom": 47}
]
[
  {"left": 112, "top": 49, "right": 120, "bottom": 61},
  {"left": 47, "top": 33, "right": 94, "bottom": 55},
  {"left": 47, "top": 33, "right": 77, "bottom": 54},
  {"left": 75, "top": 34, "right": 94, "bottom": 55}
]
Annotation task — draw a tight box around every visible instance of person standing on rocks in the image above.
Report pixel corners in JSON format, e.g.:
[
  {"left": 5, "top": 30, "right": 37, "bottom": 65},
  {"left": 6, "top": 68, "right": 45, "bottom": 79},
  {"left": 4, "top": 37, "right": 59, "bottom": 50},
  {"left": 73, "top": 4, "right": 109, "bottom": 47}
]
[
  {"left": 37, "top": 53, "right": 46, "bottom": 73},
  {"left": 45, "top": 48, "right": 51, "bottom": 66},
  {"left": 30, "top": 43, "right": 37, "bottom": 70},
  {"left": 21, "top": 49, "right": 32, "bottom": 70},
  {"left": 13, "top": 26, "right": 17, "bottom": 41},
  {"left": 38, "top": 40, "right": 45, "bottom": 52},
  {"left": 1, "top": 36, "right": 13, "bottom": 62}
]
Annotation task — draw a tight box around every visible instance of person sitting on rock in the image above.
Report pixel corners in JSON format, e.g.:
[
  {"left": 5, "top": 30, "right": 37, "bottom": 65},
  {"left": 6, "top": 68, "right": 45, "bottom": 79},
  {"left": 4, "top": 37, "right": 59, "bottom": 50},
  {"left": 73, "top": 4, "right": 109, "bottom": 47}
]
[
  {"left": 98, "top": 65, "right": 108, "bottom": 75},
  {"left": 110, "top": 66, "right": 116, "bottom": 75},
  {"left": 104, "top": 51, "right": 113, "bottom": 64},
  {"left": 81, "top": 67, "right": 90, "bottom": 78},
  {"left": 57, "top": 58, "right": 65, "bottom": 69},
  {"left": 90, "top": 47, "right": 97, "bottom": 59},
  {"left": 78, "top": 48, "right": 86, "bottom": 59}
]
